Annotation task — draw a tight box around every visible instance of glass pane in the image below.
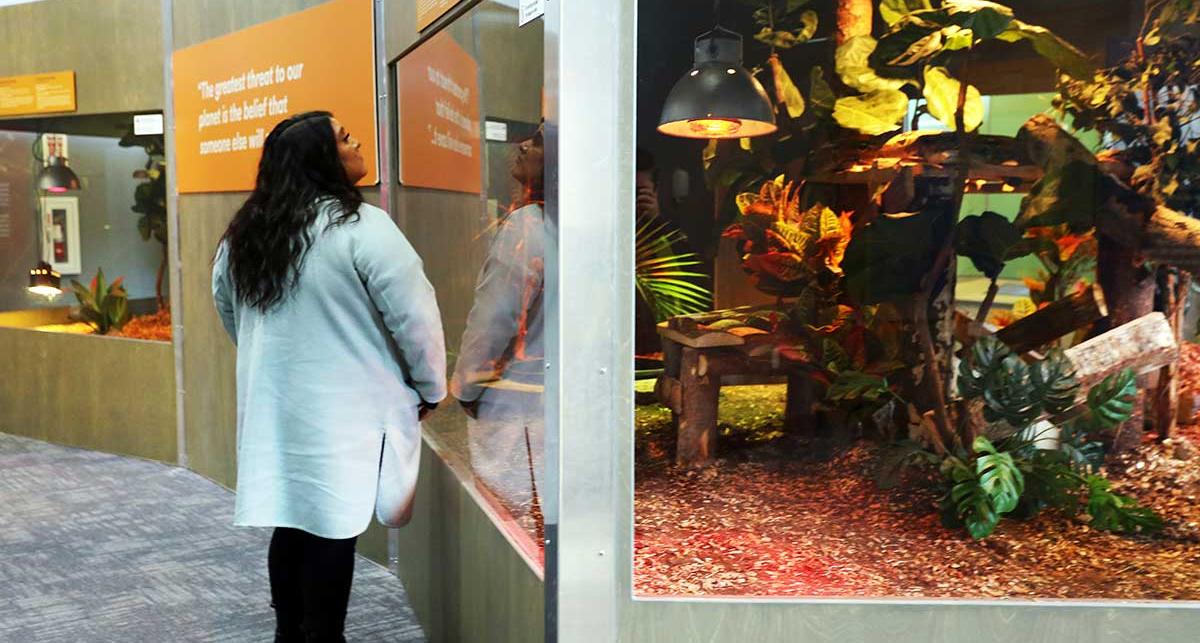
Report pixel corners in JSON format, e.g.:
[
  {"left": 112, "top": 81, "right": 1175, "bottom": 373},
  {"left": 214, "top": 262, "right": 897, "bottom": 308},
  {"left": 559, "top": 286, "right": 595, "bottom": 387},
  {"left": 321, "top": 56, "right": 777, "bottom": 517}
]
[
  {"left": 397, "top": 1, "right": 546, "bottom": 567},
  {"left": 0, "top": 126, "right": 170, "bottom": 342},
  {"left": 633, "top": 0, "right": 1200, "bottom": 600}
]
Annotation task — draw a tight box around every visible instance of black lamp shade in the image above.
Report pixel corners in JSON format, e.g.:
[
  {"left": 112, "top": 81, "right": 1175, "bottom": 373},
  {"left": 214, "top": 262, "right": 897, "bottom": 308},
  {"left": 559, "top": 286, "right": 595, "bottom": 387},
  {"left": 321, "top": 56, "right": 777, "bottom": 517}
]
[
  {"left": 658, "top": 27, "right": 777, "bottom": 139},
  {"left": 28, "top": 261, "right": 62, "bottom": 297},
  {"left": 37, "top": 156, "right": 81, "bottom": 192}
]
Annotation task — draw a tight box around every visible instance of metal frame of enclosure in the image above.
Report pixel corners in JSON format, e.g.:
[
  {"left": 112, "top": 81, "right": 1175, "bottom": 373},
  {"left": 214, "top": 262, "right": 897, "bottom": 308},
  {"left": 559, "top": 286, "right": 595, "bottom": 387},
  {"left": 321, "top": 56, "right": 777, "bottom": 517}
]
[{"left": 1, "top": 0, "right": 1199, "bottom": 641}]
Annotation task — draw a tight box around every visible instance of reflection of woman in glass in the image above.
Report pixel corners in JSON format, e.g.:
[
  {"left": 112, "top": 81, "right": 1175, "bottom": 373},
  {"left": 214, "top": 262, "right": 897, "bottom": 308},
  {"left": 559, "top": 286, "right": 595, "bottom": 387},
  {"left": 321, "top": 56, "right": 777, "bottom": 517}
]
[
  {"left": 212, "top": 111, "right": 446, "bottom": 642},
  {"left": 451, "top": 125, "right": 545, "bottom": 538}
]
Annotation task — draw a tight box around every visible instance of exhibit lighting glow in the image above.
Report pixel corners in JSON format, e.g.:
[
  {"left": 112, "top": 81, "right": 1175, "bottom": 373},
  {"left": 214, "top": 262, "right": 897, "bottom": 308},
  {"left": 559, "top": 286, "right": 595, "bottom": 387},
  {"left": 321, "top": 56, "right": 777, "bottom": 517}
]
[
  {"left": 27, "top": 261, "right": 62, "bottom": 298},
  {"left": 658, "top": 26, "right": 776, "bottom": 140},
  {"left": 688, "top": 118, "right": 742, "bottom": 137}
]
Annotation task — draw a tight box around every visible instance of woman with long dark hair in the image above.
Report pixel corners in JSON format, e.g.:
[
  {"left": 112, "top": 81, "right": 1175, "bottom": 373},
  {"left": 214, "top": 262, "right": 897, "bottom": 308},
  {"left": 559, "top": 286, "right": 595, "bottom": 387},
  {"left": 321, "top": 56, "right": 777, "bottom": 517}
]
[{"left": 212, "top": 111, "right": 445, "bottom": 642}]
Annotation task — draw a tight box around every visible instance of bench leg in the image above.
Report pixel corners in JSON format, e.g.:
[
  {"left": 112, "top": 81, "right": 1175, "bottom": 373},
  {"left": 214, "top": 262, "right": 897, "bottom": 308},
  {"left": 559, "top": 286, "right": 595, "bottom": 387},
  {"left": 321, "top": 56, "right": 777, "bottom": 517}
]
[
  {"left": 676, "top": 347, "right": 719, "bottom": 467},
  {"left": 785, "top": 373, "right": 818, "bottom": 436}
]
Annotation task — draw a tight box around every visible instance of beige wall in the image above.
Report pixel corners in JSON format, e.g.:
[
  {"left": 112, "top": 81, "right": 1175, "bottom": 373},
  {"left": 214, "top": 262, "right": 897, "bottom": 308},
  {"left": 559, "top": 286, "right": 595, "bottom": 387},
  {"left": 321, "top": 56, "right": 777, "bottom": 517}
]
[
  {"left": 0, "top": 0, "right": 171, "bottom": 461},
  {"left": 397, "top": 442, "right": 544, "bottom": 643},
  {"left": 0, "top": 328, "right": 177, "bottom": 462},
  {"left": 0, "top": 0, "right": 163, "bottom": 118}
]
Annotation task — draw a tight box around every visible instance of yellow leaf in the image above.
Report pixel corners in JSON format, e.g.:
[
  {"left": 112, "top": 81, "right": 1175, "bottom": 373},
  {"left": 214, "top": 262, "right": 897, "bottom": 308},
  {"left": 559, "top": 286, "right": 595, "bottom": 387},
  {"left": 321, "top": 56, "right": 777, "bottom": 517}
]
[
  {"left": 769, "top": 54, "right": 806, "bottom": 119},
  {"left": 922, "top": 67, "right": 984, "bottom": 132},
  {"left": 835, "top": 36, "right": 909, "bottom": 93},
  {"left": 702, "top": 139, "right": 718, "bottom": 172},
  {"left": 735, "top": 192, "right": 759, "bottom": 215},
  {"left": 1012, "top": 297, "right": 1038, "bottom": 320}
]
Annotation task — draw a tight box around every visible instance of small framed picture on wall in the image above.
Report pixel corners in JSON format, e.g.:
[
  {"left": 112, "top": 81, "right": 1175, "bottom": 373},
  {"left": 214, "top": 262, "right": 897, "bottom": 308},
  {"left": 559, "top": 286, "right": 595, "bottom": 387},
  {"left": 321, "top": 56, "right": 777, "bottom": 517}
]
[{"left": 41, "top": 195, "right": 80, "bottom": 275}]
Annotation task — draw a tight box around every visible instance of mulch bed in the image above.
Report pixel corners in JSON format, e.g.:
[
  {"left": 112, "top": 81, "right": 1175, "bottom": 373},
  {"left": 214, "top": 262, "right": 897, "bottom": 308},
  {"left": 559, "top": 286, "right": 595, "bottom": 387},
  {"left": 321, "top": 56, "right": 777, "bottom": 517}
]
[
  {"left": 114, "top": 309, "right": 172, "bottom": 341},
  {"left": 634, "top": 381, "right": 1200, "bottom": 599}
]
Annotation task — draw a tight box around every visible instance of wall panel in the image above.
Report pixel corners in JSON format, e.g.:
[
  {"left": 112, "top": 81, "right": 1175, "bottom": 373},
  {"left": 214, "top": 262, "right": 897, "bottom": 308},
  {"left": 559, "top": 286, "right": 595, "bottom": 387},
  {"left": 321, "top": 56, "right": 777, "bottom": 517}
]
[
  {"left": 0, "top": 0, "right": 163, "bottom": 118},
  {"left": 0, "top": 328, "right": 176, "bottom": 462}
]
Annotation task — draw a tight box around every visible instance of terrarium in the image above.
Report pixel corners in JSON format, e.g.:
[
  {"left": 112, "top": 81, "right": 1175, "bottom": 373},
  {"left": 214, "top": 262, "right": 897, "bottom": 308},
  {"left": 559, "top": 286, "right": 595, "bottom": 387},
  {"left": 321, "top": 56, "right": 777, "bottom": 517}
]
[{"left": 633, "top": 0, "right": 1200, "bottom": 600}]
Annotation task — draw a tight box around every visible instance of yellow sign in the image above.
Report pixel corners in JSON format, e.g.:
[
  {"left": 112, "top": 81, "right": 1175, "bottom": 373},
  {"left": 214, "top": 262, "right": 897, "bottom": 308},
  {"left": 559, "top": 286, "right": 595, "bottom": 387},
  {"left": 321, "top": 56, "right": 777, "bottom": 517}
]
[
  {"left": 172, "top": 0, "right": 377, "bottom": 193},
  {"left": 417, "top": 0, "right": 461, "bottom": 30},
  {"left": 0, "top": 71, "right": 76, "bottom": 117}
]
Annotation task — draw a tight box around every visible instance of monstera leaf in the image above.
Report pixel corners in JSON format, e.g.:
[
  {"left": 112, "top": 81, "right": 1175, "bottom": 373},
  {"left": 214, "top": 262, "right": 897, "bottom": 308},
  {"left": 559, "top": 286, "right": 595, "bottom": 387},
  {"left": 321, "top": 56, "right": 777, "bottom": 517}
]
[
  {"left": 975, "top": 436, "right": 1024, "bottom": 515},
  {"left": 1082, "top": 368, "right": 1137, "bottom": 431}
]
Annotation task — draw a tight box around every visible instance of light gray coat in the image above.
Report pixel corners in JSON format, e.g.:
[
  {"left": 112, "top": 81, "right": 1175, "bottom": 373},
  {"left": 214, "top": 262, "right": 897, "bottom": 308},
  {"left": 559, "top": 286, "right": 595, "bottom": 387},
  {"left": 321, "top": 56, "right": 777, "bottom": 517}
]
[{"left": 212, "top": 201, "right": 446, "bottom": 539}]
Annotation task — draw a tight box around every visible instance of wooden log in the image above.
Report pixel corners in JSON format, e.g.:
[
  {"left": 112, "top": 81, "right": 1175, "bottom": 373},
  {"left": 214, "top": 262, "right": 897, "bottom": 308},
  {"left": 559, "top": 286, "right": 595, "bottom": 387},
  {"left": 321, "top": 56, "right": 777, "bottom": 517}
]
[
  {"left": 836, "top": 0, "right": 872, "bottom": 45},
  {"left": 1154, "top": 271, "right": 1189, "bottom": 438},
  {"left": 1138, "top": 207, "right": 1200, "bottom": 274},
  {"left": 993, "top": 284, "right": 1107, "bottom": 354},
  {"left": 676, "top": 347, "right": 720, "bottom": 468},
  {"left": 1097, "top": 234, "right": 1157, "bottom": 452},
  {"left": 1063, "top": 312, "right": 1179, "bottom": 392}
]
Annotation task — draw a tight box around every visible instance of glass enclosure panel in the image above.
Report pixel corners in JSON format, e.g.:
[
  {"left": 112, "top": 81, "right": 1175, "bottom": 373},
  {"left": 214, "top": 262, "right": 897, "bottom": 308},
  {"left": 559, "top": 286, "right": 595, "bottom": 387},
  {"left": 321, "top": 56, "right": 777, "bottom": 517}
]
[
  {"left": 0, "top": 124, "right": 170, "bottom": 341},
  {"left": 396, "top": 1, "right": 546, "bottom": 566},
  {"left": 633, "top": 0, "right": 1200, "bottom": 600}
]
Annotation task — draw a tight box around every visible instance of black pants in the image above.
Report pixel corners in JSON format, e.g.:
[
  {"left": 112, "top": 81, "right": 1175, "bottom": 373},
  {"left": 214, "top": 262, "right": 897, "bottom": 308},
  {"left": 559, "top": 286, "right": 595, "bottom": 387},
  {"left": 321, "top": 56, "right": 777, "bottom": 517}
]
[{"left": 268, "top": 527, "right": 358, "bottom": 642}]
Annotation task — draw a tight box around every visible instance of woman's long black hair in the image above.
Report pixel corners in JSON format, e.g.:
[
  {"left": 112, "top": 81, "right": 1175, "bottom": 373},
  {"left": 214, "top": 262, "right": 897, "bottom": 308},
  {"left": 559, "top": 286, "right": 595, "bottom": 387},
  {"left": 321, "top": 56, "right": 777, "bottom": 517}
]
[{"left": 221, "top": 110, "right": 363, "bottom": 311}]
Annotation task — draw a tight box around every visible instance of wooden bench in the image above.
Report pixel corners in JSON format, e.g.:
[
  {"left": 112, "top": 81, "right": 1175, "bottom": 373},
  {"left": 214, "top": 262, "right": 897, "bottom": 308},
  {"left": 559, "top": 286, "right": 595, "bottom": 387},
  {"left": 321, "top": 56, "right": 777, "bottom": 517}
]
[{"left": 654, "top": 307, "right": 817, "bottom": 467}]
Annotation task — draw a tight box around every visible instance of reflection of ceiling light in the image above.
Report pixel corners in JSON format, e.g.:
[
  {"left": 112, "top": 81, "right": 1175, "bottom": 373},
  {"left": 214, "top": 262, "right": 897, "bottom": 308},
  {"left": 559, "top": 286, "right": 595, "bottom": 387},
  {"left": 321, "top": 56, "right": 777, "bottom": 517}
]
[
  {"left": 27, "top": 261, "right": 61, "bottom": 297},
  {"left": 37, "top": 156, "right": 80, "bottom": 192},
  {"left": 658, "top": 26, "right": 776, "bottom": 140}
]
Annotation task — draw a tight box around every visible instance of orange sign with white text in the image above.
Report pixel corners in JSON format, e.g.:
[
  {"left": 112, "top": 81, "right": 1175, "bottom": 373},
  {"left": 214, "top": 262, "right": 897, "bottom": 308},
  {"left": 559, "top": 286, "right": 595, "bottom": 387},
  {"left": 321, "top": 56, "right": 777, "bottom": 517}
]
[
  {"left": 416, "top": 0, "right": 461, "bottom": 30},
  {"left": 0, "top": 71, "right": 76, "bottom": 117},
  {"left": 397, "top": 31, "right": 481, "bottom": 194},
  {"left": 172, "top": 0, "right": 377, "bottom": 193}
]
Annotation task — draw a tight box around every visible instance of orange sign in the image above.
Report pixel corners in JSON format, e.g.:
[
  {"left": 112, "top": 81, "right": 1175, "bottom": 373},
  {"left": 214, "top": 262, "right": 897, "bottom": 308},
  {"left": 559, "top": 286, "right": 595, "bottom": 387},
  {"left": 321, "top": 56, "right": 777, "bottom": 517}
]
[
  {"left": 172, "top": 0, "right": 377, "bottom": 193},
  {"left": 416, "top": 0, "right": 461, "bottom": 30},
  {"left": 397, "top": 31, "right": 481, "bottom": 194},
  {"left": 0, "top": 71, "right": 76, "bottom": 117}
]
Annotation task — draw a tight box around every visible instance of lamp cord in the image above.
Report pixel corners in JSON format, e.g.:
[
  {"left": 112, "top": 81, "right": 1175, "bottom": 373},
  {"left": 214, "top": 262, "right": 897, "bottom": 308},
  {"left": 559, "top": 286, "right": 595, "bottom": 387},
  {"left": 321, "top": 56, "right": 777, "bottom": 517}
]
[{"left": 30, "top": 132, "right": 45, "bottom": 266}]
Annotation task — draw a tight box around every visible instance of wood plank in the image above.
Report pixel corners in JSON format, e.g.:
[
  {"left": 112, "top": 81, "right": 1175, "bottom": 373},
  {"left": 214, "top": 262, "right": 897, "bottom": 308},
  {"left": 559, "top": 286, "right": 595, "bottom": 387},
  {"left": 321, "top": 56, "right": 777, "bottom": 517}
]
[
  {"left": 1064, "top": 312, "right": 1178, "bottom": 390},
  {"left": 657, "top": 325, "right": 746, "bottom": 348},
  {"left": 994, "top": 284, "right": 1107, "bottom": 354}
]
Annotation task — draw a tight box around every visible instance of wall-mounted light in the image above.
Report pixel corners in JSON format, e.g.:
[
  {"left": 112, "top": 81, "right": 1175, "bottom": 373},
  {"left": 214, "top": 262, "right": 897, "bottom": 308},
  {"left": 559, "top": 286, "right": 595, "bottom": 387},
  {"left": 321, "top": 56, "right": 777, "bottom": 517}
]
[
  {"left": 36, "top": 156, "right": 80, "bottom": 192},
  {"left": 36, "top": 134, "right": 80, "bottom": 192},
  {"left": 27, "top": 261, "right": 62, "bottom": 298},
  {"left": 658, "top": 26, "right": 777, "bottom": 140}
]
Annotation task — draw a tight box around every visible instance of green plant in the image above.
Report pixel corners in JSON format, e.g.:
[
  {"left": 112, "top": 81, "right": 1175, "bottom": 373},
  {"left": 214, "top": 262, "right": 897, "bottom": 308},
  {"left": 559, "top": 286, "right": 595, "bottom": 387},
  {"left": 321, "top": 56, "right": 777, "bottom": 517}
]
[
  {"left": 722, "top": 175, "right": 908, "bottom": 427},
  {"left": 891, "top": 336, "right": 1162, "bottom": 539},
  {"left": 1055, "top": 0, "right": 1200, "bottom": 216},
  {"left": 71, "top": 268, "right": 130, "bottom": 335},
  {"left": 635, "top": 218, "right": 712, "bottom": 322},
  {"left": 120, "top": 129, "right": 168, "bottom": 310},
  {"left": 723, "top": 175, "right": 852, "bottom": 299}
]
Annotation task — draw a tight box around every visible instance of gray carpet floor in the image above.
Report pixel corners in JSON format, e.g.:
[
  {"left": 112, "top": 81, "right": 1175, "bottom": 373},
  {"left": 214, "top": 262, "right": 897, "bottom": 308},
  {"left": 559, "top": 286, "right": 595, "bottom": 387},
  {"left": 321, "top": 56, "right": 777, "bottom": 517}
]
[{"left": 0, "top": 432, "right": 425, "bottom": 642}]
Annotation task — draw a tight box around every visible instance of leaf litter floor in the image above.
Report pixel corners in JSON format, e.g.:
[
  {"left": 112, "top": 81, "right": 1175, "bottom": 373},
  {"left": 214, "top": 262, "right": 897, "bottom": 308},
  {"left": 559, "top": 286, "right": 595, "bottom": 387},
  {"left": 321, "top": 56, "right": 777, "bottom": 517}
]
[{"left": 633, "top": 382, "right": 1200, "bottom": 599}]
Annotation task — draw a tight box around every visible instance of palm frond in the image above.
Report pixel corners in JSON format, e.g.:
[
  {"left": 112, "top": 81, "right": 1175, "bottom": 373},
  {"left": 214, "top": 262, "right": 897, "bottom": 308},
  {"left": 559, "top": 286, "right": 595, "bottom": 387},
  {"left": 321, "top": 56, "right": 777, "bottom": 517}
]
[{"left": 636, "top": 218, "right": 712, "bottom": 321}]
